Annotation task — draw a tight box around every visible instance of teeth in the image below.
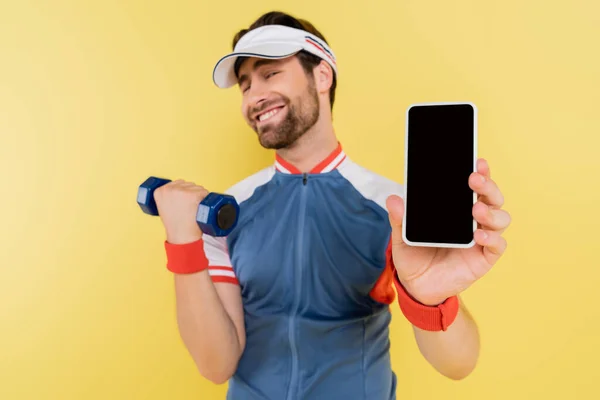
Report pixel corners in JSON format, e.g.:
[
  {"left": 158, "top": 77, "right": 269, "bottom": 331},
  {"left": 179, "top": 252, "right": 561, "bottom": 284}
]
[{"left": 258, "top": 107, "right": 281, "bottom": 122}]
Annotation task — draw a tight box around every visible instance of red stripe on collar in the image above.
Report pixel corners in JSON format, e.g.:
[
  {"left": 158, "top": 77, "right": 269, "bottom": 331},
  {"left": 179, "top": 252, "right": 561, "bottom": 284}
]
[{"left": 275, "top": 143, "right": 346, "bottom": 174}]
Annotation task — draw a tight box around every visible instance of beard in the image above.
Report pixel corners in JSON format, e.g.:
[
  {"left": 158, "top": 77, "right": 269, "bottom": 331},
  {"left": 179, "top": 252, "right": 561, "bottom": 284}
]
[{"left": 249, "top": 80, "right": 320, "bottom": 150}]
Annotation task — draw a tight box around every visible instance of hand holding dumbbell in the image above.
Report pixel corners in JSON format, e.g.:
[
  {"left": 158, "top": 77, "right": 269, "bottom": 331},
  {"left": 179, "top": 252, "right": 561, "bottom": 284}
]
[{"left": 137, "top": 177, "right": 239, "bottom": 243}]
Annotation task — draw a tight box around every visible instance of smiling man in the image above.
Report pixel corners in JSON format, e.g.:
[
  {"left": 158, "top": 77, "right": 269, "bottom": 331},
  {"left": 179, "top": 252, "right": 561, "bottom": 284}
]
[
  {"left": 155, "top": 10, "right": 511, "bottom": 400},
  {"left": 237, "top": 57, "right": 321, "bottom": 152}
]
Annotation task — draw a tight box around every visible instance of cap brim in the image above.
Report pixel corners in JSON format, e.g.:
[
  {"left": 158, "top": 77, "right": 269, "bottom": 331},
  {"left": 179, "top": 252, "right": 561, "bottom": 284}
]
[{"left": 212, "top": 43, "right": 303, "bottom": 88}]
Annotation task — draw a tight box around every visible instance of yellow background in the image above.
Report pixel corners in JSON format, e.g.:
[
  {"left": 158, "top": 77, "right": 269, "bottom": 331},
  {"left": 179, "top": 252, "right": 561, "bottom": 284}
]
[{"left": 1, "top": 0, "right": 598, "bottom": 399}]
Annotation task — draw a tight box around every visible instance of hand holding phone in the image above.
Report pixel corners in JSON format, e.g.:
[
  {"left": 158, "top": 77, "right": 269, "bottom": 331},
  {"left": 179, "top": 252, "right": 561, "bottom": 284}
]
[
  {"left": 402, "top": 102, "right": 477, "bottom": 248},
  {"left": 386, "top": 101, "right": 510, "bottom": 308}
]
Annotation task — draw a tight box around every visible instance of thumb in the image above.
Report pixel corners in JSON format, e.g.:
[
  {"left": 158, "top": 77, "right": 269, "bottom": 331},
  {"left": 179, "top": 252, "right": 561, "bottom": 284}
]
[{"left": 386, "top": 194, "right": 405, "bottom": 247}]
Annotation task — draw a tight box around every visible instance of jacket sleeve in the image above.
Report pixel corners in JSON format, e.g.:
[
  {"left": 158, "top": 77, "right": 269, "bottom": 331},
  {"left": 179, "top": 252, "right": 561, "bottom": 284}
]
[{"left": 202, "top": 235, "right": 239, "bottom": 285}]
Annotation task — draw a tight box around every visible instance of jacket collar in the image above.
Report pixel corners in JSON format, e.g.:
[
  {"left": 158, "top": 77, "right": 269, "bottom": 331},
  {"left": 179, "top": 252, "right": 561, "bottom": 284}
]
[{"left": 274, "top": 142, "right": 347, "bottom": 174}]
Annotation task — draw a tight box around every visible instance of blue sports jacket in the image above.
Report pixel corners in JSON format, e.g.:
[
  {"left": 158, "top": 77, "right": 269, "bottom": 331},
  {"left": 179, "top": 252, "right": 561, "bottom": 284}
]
[{"left": 202, "top": 143, "right": 404, "bottom": 400}]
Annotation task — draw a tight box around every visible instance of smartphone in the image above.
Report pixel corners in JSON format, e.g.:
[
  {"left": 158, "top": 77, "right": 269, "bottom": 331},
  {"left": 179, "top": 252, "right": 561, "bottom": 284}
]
[{"left": 402, "top": 102, "right": 478, "bottom": 248}]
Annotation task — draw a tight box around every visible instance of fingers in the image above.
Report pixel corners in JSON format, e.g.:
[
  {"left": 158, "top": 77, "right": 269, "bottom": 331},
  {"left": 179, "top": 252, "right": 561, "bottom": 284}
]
[
  {"left": 170, "top": 179, "right": 196, "bottom": 188},
  {"left": 386, "top": 195, "right": 404, "bottom": 225},
  {"left": 474, "top": 229, "right": 507, "bottom": 265},
  {"left": 469, "top": 172, "right": 504, "bottom": 208},
  {"left": 473, "top": 201, "right": 512, "bottom": 233},
  {"left": 477, "top": 158, "right": 491, "bottom": 178},
  {"left": 386, "top": 195, "right": 406, "bottom": 247},
  {"left": 160, "top": 179, "right": 209, "bottom": 199},
  {"left": 169, "top": 179, "right": 205, "bottom": 190}
]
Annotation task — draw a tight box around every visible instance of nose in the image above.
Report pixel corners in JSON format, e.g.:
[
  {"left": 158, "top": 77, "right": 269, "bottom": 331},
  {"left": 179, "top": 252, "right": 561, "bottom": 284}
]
[
  {"left": 247, "top": 79, "right": 269, "bottom": 105},
  {"left": 244, "top": 81, "right": 271, "bottom": 119}
]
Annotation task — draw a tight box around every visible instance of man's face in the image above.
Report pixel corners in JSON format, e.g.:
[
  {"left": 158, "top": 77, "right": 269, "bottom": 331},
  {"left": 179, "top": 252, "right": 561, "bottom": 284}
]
[{"left": 237, "top": 56, "right": 320, "bottom": 149}]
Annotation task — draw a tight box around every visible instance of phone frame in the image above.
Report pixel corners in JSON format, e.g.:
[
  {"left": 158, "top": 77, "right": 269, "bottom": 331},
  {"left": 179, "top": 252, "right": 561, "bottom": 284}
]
[{"left": 402, "top": 101, "right": 478, "bottom": 249}]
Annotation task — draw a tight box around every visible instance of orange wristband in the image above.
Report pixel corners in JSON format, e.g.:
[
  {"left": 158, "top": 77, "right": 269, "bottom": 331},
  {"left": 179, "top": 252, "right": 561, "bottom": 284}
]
[
  {"left": 393, "top": 274, "right": 459, "bottom": 332},
  {"left": 164, "top": 239, "right": 209, "bottom": 274}
]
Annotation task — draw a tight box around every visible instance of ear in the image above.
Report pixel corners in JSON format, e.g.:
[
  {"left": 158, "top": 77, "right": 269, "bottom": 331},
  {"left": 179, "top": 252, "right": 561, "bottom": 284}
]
[{"left": 314, "top": 60, "right": 334, "bottom": 94}]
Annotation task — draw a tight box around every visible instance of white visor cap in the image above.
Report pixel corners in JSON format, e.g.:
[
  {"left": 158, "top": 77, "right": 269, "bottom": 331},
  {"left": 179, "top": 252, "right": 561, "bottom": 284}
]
[{"left": 212, "top": 24, "right": 338, "bottom": 89}]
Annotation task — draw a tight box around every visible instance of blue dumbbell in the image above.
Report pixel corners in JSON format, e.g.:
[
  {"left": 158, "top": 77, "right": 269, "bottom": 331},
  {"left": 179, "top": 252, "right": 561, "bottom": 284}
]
[{"left": 137, "top": 176, "right": 239, "bottom": 237}]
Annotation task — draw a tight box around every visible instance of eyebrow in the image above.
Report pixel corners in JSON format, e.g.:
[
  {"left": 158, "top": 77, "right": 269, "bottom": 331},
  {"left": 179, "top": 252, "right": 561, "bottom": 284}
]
[{"left": 237, "top": 59, "right": 278, "bottom": 87}]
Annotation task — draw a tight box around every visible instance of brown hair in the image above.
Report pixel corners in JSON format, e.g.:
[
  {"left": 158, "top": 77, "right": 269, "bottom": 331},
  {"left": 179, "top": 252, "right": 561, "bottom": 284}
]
[{"left": 231, "top": 11, "right": 337, "bottom": 110}]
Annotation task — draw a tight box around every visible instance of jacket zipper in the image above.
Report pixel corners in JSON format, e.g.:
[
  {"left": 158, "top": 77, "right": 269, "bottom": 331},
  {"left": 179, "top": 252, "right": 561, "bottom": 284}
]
[{"left": 286, "top": 173, "right": 309, "bottom": 400}]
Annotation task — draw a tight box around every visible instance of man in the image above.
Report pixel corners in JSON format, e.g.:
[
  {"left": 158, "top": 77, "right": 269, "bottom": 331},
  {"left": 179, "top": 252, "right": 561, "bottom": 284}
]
[{"left": 154, "top": 11, "right": 511, "bottom": 400}]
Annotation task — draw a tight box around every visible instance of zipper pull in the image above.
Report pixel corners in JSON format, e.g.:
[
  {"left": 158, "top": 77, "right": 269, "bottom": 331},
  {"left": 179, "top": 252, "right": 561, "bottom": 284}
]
[{"left": 302, "top": 173, "right": 308, "bottom": 185}]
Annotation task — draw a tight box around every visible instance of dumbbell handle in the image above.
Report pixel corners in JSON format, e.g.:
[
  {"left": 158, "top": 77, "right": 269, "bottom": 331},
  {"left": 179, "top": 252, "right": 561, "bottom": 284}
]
[{"left": 137, "top": 177, "right": 239, "bottom": 237}]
